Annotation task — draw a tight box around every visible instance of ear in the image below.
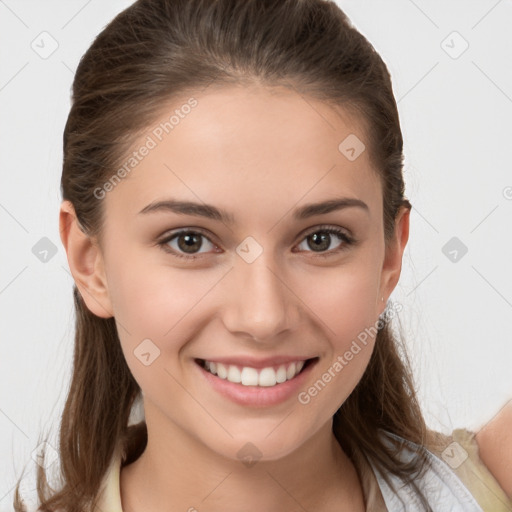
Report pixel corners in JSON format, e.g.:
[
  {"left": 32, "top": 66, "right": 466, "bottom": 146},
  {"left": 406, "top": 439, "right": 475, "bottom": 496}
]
[
  {"left": 59, "top": 200, "right": 114, "bottom": 318},
  {"left": 378, "top": 205, "right": 410, "bottom": 315}
]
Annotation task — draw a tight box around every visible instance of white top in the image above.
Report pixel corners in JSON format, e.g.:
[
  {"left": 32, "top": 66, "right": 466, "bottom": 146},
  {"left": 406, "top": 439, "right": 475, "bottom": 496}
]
[{"left": 370, "top": 430, "right": 484, "bottom": 511}]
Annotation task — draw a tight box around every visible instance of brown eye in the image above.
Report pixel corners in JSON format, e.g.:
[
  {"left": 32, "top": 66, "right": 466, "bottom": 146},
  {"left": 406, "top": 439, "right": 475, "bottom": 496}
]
[
  {"left": 296, "top": 227, "right": 354, "bottom": 256},
  {"left": 159, "top": 230, "right": 219, "bottom": 259},
  {"left": 176, "top": 232, "right": 203, "bottom": 253},
  {"left": 157, "top": 225, "right": 355, "bottom": 261}
]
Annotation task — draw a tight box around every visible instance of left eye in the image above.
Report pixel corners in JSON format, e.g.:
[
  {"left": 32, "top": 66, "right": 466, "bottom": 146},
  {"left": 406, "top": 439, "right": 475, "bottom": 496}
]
[
  {"left": 158, "top": 226, "right": 354, "bottom": 259},
  {"left": 295, "top": 227, "right": 353, "bottom": 255}
]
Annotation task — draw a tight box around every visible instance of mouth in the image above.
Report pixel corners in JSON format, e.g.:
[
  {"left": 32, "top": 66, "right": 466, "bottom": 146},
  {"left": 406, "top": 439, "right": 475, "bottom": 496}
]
[{"left": 194, "top": 357, "right": 318, "bottom": 388}]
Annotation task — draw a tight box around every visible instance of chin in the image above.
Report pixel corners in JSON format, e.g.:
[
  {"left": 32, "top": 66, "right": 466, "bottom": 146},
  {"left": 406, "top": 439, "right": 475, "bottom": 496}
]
[{"left": 204, "top": 429, "right": 309, "bottom": 465}]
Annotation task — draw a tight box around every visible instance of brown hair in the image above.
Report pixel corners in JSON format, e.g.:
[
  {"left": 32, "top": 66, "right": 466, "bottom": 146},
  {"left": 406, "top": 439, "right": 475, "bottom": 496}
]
[{"left": 14, "top": 0, "right": 436, "bottom": 510}]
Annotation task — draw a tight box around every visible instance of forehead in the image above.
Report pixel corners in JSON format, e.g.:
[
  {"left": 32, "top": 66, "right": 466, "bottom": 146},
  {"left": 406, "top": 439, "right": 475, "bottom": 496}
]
[{"left": 103, "top": 84, "right": 381, "bottom": 224}]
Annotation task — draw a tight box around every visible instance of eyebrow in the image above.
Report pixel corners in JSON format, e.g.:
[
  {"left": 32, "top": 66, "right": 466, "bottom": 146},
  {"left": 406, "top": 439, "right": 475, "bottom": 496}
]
[{"left": 138, "top": 197, "right": 369, "bottom": 224}]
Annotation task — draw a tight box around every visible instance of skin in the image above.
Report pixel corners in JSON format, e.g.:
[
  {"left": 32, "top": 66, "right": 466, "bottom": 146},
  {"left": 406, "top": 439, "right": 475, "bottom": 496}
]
[
  {"left": 475, "top": 400, "right": 512, "bottom": 499},
  {"left": 59, "top": 84, "right": 410, "bottom": 512}
]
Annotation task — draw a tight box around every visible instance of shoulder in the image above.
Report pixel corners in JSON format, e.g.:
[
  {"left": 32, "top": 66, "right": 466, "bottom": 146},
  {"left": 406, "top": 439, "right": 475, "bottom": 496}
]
[
  {"left": 372, "top": 430, "right": 482, "bottom": 511},
  {"left": 372, "top": 428, "right": 512, "bottom": 511},
  {"left": 474, "top": 400, "right": 512, "bottom": 499},
  {"left": 425, "top": 424, "right": 512, "bottom": 512}
]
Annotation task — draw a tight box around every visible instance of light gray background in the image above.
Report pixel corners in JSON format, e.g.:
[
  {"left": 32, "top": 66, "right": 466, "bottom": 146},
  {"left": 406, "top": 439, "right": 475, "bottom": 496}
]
[{"left": 1, "top": 0, "right": 511, "bottom": 509}]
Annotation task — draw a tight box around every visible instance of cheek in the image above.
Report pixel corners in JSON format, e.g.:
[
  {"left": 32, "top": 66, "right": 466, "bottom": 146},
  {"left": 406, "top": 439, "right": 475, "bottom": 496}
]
[
  {"left": 299, "top": 342, "right": 374, "bottom": 429},
  {"left": 293, "top": 262, "right": 380, "bottom": 405},
  {"left": 107, "top": 258, "right": 207, "bottom": 394},
  {"left": 107, "top": 254, "right": 224, "bottom": 391},
  {"left": 296, "top": 272, "right": 379, "bottom": 419},
  {"left": 107, "top": 248, "right": 210, "bottom": 335},
  {"left": 295, "top": 260, "right": 381, "bottom": 342}
]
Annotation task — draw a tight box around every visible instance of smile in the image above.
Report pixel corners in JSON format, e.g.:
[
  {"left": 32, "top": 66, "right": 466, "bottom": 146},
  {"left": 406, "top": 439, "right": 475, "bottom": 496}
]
[
  {"left": 194, "top": 357, "right": 319, "bottom": 407},
  {"left": 198, "top": 359, "right": 309, "bottom": 387}
]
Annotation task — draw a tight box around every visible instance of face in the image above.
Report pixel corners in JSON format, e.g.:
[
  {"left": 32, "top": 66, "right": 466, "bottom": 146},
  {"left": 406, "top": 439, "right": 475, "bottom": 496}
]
[{"left": 70, "top": 84, "right": 407, "bottom": 462}]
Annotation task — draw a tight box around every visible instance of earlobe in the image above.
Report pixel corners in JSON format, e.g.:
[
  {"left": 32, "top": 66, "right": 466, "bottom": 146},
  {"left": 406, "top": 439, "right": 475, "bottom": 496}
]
[{"left": 59, "top": 200, "right": 114, "bottom": 319}]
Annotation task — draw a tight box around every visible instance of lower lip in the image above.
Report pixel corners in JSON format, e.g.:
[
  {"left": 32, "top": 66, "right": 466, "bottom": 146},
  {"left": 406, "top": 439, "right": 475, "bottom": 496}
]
[{"left": 195, "top": 358, "right": 318, "bottom": 407}]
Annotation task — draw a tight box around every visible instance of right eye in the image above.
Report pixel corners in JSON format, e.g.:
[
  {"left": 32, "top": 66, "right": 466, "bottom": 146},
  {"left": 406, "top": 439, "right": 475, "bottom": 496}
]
[{"left": 157, "top": 229, "right": 221, "bottom": 259}]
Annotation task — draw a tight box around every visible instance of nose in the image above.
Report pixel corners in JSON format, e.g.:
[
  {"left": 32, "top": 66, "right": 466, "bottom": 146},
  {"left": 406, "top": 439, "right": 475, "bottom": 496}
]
[{"left": 221, "top": 251, "right": 300, "bottom": 342}]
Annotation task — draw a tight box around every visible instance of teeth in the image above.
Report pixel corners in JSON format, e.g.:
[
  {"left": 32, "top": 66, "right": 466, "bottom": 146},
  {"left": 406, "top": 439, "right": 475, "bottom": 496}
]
[
  {"left": 216, "top": 363, "right": 227, "bottom": 379},
  {"left": 241, "top": 367, "right": 259, "bottom": 386},
  {"left": 286, "top": 362, "right": 296, "bottom": 380},
  {"left": 258, "top": 367, "right": 276, "bottom": 387},
  {"left": 227, "top": 365, "right": 241, "bottom": 383},
  {"left": 276, "top": 365, "right": 287, "bottom": 383},
  {"left": 202, "top": 359, "right": 307, "bottom": 387}
]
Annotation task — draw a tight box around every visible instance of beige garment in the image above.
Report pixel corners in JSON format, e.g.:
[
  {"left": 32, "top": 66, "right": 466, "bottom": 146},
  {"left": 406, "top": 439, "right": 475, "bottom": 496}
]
[
  {"left": 95, "top": 428, "right": 512, "bottom": 511},
  {"left": 352, "top": 428, "right": 512, "bottom": 511},
  {"left": 428, "top": 428, "right": 512, "bottom": 512}
]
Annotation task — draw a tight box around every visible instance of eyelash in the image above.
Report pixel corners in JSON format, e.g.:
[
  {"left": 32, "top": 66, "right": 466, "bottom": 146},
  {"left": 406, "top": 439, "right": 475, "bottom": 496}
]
[{"left": 157, "top": 225, "right": 356, "bottom": 260}]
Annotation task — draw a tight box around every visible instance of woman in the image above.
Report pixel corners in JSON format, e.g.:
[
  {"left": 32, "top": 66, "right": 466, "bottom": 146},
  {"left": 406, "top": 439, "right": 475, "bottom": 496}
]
[{"left": 13, "top": 0, "right": 512, "bottom": 510}]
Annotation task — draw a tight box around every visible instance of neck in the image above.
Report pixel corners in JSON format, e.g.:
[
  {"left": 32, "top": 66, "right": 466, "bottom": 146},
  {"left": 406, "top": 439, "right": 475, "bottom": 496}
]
[{"left": 120, "top": 404, "right": 365, "bottom": 512}]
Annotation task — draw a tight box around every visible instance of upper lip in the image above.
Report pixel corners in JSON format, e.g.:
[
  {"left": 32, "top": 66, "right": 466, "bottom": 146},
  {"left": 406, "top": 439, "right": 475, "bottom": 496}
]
[{"left": 196, "top": 355, "right": 317, "bottom": 369}]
